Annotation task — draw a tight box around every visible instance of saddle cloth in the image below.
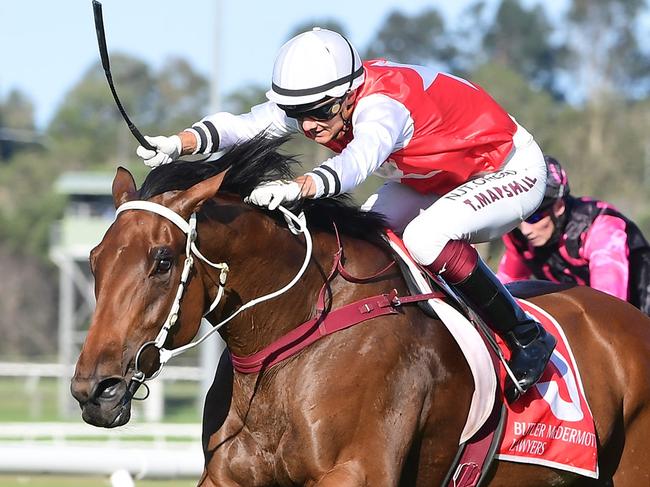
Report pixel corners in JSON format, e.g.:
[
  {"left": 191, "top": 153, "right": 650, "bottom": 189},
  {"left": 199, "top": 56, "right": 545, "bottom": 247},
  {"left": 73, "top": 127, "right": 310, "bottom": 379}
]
[
  {"left": 496, "top": 299, "right": 598, "bottom": 478},
  {"left": 387, "top": 235, "right": 598, "bottom": 478}
]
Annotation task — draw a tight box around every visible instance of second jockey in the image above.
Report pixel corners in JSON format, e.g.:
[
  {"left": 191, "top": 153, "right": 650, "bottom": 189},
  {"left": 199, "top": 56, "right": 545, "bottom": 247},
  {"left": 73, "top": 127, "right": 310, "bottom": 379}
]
[{"left": 498, "top": 156, "right": 650, "bottom": 316}]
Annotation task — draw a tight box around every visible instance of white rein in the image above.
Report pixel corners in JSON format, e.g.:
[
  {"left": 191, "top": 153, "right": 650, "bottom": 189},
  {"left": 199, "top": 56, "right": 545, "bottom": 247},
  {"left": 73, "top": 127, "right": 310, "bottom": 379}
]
[{"left": 115, "top": 201, "right": 312, "bottom": 382}]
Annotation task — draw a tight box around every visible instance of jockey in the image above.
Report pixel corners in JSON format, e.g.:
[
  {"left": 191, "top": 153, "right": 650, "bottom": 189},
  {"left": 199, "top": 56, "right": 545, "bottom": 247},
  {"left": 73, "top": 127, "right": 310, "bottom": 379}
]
[
  {"left": 498, "top": 156, "right": 650, "bottom": 316},
  {"left": 136, "top": 27, "right": 556, "bottom": 401}
]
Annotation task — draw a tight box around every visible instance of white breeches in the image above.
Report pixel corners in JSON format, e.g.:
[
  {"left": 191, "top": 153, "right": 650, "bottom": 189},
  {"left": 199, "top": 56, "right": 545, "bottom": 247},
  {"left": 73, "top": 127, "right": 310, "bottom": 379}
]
[{"left": 362, "top": 124, "right": 547, "bottom": 265}]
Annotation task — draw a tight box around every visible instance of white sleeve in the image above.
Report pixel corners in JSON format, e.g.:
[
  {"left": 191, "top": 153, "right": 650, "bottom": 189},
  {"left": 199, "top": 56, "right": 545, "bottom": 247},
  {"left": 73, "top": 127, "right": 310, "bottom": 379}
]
[
  {"left": 186, "top": 101, "right": 301, "bottom": 154},
  {"left": 305, "top": 94, "right": 413, "bottom": 197}
]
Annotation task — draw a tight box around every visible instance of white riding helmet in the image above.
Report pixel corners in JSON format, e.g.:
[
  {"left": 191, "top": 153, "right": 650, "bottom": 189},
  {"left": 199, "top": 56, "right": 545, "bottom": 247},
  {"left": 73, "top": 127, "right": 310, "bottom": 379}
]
[{"left": 266, "top": 27, "right": 365, "bottom": 107}]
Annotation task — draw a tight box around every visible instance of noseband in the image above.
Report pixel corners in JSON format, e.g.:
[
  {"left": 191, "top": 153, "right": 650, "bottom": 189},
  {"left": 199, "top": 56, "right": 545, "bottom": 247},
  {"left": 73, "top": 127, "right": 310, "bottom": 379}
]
[
  {"left": 116, "top": 201, "right": 230, "bottom": 385},
  {"left": 114, "top": 201, "right": 312, "bottom": 395}
]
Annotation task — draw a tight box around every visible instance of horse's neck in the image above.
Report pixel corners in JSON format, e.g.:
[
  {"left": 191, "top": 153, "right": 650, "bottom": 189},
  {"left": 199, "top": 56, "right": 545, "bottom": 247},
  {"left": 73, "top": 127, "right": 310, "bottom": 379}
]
[
  {"left": 204, "top": 224, "right": 398, "bottom": 358},
  {"left": 200, "top": 220, "right": 331, "bottom": 357}
]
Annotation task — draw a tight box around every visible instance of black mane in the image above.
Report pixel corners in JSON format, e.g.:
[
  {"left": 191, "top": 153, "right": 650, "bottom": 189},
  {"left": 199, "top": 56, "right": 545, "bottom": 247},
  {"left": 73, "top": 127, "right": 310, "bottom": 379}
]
[{"left": 138, "top": 133, "right": 387, "bottom": 245}]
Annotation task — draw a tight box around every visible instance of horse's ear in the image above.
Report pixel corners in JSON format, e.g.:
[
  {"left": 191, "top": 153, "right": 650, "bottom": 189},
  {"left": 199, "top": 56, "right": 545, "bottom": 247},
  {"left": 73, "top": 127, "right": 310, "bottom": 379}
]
[
  {"left": 174, "top": 171, "right": 228, "bottom": 218},
  {"left": 112, "top": 166, "right": 137, "bottom": 208}
]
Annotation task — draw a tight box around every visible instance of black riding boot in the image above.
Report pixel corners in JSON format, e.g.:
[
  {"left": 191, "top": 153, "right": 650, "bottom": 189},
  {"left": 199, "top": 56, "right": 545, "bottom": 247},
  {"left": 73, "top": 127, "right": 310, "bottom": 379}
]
[{"left": 450, "top": 258, "right": 556, "bottom": 403}]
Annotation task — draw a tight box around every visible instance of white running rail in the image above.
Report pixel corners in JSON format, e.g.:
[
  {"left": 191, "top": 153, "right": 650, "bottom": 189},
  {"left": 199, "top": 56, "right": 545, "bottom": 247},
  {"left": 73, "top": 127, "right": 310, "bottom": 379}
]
[{"left": 0, "top": 422, "right": 203, "bottom": 478}]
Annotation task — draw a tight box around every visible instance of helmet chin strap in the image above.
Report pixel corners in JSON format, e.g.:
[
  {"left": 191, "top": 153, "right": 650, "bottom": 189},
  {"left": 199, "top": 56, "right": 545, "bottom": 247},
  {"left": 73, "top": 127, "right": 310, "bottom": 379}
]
[
  {"left": 336, "top": 34, "right": 357, "bottom": 135},
  {"left": 333, "top": 117, "right": 351, "bottom": 141},
  {"left": 336, "top": 92, "right": 354, "bottom": 136}
]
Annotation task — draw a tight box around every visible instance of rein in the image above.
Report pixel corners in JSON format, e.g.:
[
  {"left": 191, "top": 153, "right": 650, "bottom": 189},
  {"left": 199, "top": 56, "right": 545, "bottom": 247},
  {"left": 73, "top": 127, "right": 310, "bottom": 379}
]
[
  {"left": 114, "top": 201, "right": 313, "bottom": 390},
  {"left": 230, "top": 221, "right": 444, "bottom": 373}
]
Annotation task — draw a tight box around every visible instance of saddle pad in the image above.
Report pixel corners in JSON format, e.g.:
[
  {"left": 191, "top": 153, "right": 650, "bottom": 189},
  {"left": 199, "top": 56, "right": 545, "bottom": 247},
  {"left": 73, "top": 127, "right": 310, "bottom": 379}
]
[
  {"left": 496, "top": 299, "right": 598, "bottom": 479},
  {"left": 387, "top": 236, "right": 496, "bottom": 443}
]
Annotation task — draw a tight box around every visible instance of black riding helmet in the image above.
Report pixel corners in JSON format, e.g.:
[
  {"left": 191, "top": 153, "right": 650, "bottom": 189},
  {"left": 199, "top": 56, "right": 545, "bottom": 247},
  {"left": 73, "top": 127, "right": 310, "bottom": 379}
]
[
  {"left": 540, "top": 156, "right": 570, "bottom": 210},
  {"left": 539, "top": 156, "right": 571, "bottom": 246}
]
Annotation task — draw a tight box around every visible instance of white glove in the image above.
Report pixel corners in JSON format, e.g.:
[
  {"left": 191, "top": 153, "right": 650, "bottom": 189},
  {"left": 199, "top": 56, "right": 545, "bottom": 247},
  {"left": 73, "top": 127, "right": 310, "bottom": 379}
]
[
  {"left": 246, "top": 180, "right": 303, "bottom": 211},
  {"left": 136, "top": 135, "right": 182, "bottom": 167}
]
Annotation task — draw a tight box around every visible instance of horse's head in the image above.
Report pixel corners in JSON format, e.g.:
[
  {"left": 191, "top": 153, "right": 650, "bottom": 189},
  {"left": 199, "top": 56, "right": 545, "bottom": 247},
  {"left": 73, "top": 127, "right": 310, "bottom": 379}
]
[
  {"left": 70, "top": 166, "right": 226, "bottom": 427},
  {"left": 70, "top": 134, "right": 389, "bottom": 428}
]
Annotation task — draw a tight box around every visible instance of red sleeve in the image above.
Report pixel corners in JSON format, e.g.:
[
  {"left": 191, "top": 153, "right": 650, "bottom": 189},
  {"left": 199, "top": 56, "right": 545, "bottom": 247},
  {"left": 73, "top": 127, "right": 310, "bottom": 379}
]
[{"left": 497, "top": 234, "right": 532, "bottom": 283}]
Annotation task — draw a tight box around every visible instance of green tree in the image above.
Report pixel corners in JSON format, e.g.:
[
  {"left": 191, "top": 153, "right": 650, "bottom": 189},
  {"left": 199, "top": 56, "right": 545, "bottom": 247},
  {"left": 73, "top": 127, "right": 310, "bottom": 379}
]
[
  {"left": 470, "top": 63, "right": 561, "bottom": 154},
  {"left": 47, "top": 54, "right": 155, "bottom": 165},
  {"left": 0, "top": 88, "right": 40, "bottom": 160},
  {"left": 47, "top": 53, "right": 209, "bottom": 167},
  {"left": 0, "top": 147, "right": 61, "bottom": 357},
  {"left": 559, "top": 0, "right": 650, "bottom": 183},
  {"left": 482, "top": 0, "right": 565, "bottom": 97},
  {"left": 224, "top": 84, "right": 267, "bottom": 114},
  {"left": 565, "top": 0, "right": 650, "bottom": 100},
  {"left": 147, "top": 57, "right": 210, "bottom": 135},
  {"left": 2, "top": 89, "right": 35, "bottom": 130},
  {"left": 364, "top": 8, "right": 458, "bottom": 70},
  {"left": 0, "top": 151, "right": 65, "bottom": 258}
]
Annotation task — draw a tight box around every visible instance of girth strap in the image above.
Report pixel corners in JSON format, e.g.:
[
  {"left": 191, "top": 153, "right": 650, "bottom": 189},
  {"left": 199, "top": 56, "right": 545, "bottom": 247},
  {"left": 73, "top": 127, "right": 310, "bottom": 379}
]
[
  {"left": 231, "top": 222, "right": 444, "bottom": 374},
  {"left": 230, "top": 288, "right": 443, "bottom": 374}
]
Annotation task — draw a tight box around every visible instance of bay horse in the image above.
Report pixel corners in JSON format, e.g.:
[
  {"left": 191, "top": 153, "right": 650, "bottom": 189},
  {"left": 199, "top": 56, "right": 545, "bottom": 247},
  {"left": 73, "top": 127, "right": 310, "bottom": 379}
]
[{"left": 71, "top": 135, "right": 650, "bottom": 486}]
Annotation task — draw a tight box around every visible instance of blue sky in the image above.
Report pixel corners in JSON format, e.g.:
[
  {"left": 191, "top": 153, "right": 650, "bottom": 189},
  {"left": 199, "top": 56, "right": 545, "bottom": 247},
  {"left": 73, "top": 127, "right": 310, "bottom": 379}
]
[{"left": 0, "top": 0, "right": 561, "bottom": 129}]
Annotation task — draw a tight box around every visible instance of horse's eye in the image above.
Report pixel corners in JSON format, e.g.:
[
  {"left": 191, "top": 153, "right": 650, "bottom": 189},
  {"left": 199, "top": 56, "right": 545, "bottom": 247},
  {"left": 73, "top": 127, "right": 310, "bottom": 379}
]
[{"left": 155, "top": 258, "right": 172, "bottom": 274}]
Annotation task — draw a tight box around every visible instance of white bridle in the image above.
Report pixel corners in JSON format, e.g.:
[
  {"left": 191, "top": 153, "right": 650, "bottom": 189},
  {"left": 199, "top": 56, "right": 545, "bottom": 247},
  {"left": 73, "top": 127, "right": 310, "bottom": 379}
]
[{"left": 114, "top": 201, "right": 311, "bottom": 384}]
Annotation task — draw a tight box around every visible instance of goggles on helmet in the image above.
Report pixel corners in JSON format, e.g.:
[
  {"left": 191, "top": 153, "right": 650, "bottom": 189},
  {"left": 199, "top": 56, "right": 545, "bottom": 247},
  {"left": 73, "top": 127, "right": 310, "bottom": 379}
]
[
  {"left": 278, "top": 96, "right": 345, "bottom": 121},
  {"left": 524, "top": 208, "right": 553, "bottom": 224},
  {"left": 524, "top": 199, "right": 556, "bottom": 224}
]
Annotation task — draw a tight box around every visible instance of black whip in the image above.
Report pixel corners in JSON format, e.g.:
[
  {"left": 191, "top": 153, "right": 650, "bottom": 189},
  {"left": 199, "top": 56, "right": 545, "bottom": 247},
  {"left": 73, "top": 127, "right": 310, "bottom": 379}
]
[{"left": 92, "top": 0, "right": 154, "bottom": 150}]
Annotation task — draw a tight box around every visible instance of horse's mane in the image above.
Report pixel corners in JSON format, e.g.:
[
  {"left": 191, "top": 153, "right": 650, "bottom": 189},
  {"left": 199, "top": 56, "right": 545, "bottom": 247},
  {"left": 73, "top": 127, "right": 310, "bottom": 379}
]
[{"left": 139, "top": 133, "right": 387, "bottom": 246}]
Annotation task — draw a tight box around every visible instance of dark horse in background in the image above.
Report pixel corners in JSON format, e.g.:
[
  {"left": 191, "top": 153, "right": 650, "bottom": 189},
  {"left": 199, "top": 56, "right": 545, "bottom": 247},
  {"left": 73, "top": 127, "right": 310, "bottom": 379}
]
[{"left": 71, "top": 135, "right": 650, "bottom": 486}]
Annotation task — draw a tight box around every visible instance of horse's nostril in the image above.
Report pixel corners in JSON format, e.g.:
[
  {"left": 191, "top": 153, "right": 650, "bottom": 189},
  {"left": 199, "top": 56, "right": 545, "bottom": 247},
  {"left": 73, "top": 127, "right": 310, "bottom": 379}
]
[
  {"left": 93, "top": 377, "right": 125, "bottom": 403},
  {"left": 70, "top": 378, "right": 92, "bottom": 405}
]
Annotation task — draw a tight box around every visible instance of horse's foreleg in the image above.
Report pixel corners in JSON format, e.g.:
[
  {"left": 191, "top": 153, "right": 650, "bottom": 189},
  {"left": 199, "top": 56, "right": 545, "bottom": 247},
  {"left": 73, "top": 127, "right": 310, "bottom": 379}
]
[{"left": 610, "top": 408, "right": 650, "bottom": 485}]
